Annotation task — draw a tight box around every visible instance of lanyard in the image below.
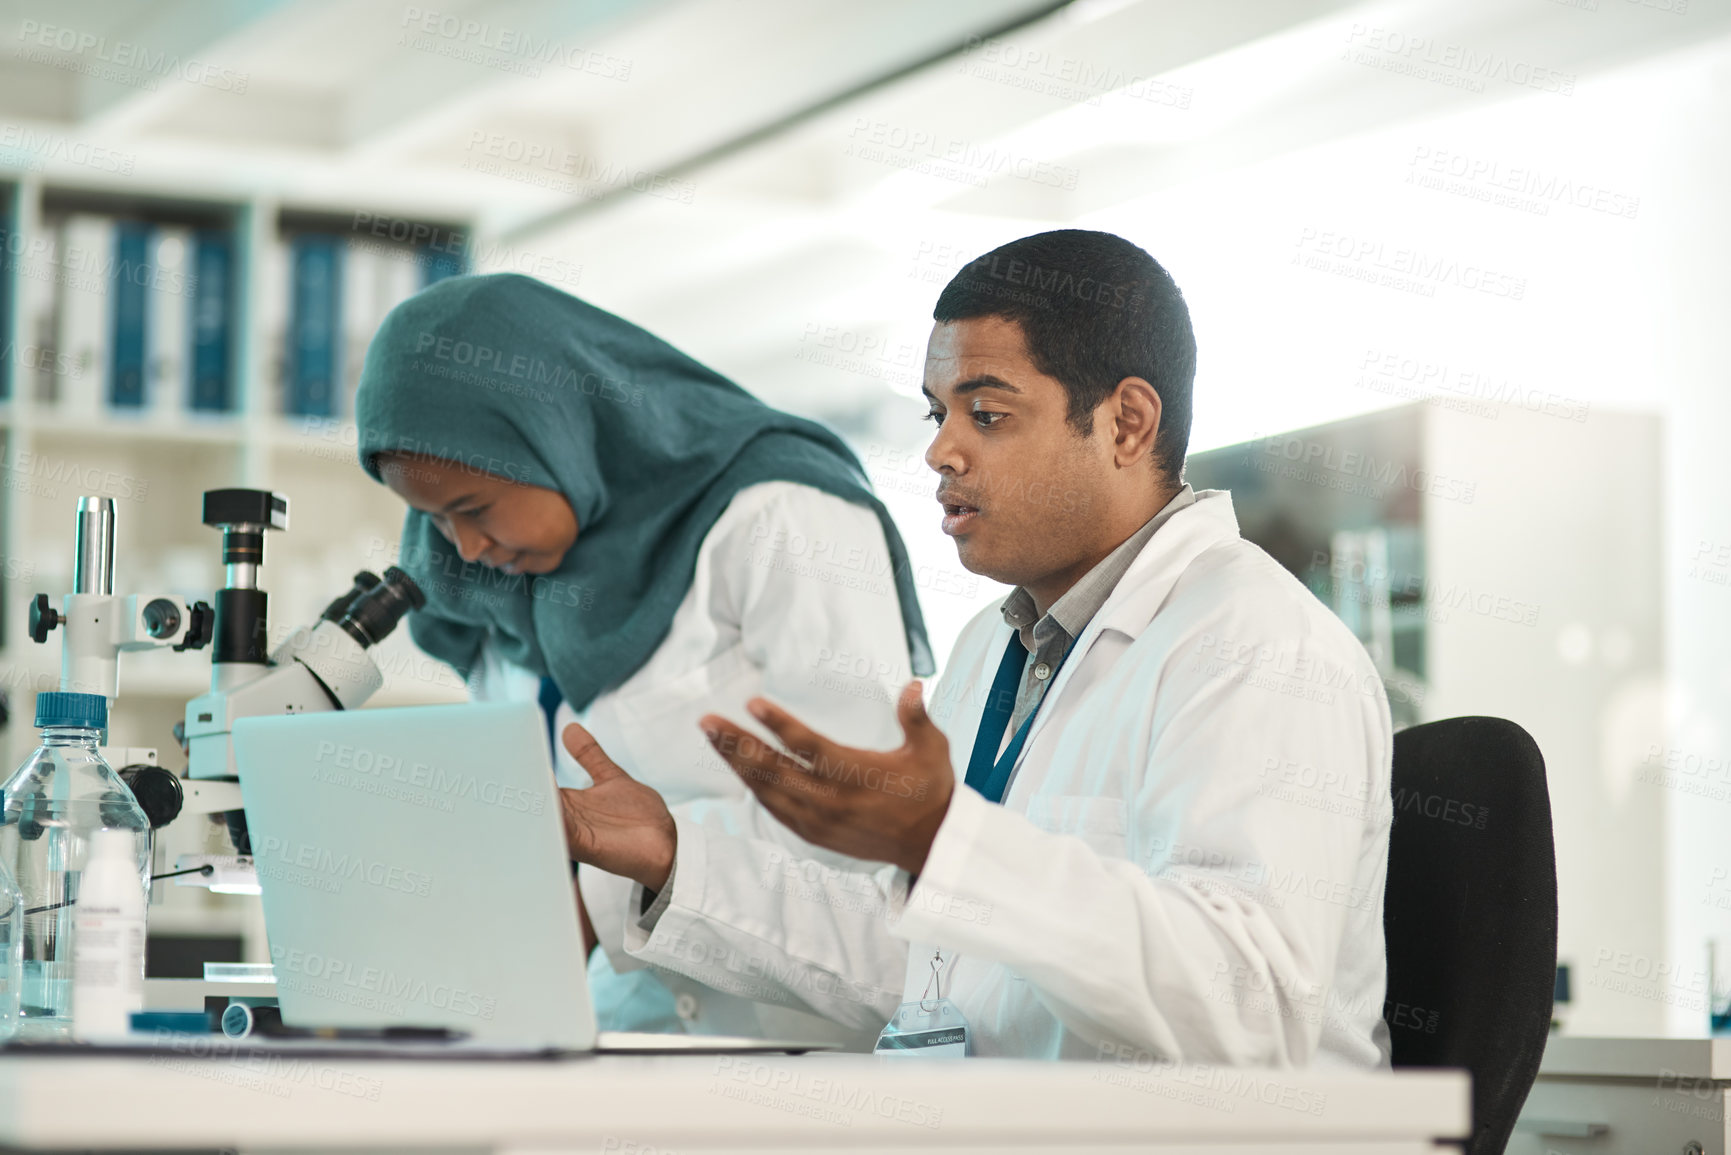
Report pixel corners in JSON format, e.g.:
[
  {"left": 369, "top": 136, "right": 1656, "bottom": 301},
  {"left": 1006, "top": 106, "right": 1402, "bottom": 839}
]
[{"left": 963, "top": 633, "right": 1068, "bottom": 805}]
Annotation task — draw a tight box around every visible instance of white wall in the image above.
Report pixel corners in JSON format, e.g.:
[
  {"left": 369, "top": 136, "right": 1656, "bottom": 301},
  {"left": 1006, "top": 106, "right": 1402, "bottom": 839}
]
[{"left": 1081, "top": 33, "right": 1731, "bottom": 1033}]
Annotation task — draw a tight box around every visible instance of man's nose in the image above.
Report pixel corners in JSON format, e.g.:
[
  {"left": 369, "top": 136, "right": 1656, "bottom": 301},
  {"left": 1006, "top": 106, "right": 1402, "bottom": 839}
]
[{"left": 925, "top": 418, "right": 964, "bottom": 476}]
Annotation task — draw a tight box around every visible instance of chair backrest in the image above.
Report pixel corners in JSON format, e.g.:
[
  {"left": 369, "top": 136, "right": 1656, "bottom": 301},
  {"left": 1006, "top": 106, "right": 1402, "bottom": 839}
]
[{"left": 1382, "top": 716, "right": 1557, "bottom": 1155}]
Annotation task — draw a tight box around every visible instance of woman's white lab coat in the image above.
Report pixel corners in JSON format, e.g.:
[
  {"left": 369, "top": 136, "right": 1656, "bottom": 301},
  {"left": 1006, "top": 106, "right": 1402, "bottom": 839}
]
[
  {"left": 469, "top": 479, "right": 915, "bottom": 1049},
  {"left": 618, "top": 489, "right": 1396, "bottom": 1066}
]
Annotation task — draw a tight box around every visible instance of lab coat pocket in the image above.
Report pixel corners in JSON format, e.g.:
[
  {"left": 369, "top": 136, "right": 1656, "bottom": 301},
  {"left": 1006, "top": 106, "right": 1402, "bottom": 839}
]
[
  {"left": 1021, "top": 795, "right": 1130, "bottom": 860},
  {"left": 606, "top": 645, "right": 762, "bottom": 804}
]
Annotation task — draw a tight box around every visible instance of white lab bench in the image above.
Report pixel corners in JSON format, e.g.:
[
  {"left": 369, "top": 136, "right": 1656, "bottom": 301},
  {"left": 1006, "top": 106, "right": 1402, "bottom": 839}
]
[
  {"left": 1511, "top": 1035, "right": 1731, "bottom": 1155},
  {"left": 0, "top": 1049, "right": 1467, "bottom": 1154}
]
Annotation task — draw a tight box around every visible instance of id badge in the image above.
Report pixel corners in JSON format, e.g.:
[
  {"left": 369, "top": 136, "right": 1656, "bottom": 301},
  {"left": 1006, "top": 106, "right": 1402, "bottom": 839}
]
[{"left": 874, "top": 998, "right": 969, "bottom": 1058}]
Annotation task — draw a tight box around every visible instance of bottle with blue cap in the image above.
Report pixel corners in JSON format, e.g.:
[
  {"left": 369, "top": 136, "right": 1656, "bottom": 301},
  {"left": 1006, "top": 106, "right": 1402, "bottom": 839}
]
[{"left": 0, "top": 691, "right": 150, "bottom": 1040}]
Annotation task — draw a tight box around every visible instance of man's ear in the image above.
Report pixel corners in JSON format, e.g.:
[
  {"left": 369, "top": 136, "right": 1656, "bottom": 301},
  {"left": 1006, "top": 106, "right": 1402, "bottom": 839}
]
[{"left": 1107, "top": 376, "right": 1162, "bottom": 469}]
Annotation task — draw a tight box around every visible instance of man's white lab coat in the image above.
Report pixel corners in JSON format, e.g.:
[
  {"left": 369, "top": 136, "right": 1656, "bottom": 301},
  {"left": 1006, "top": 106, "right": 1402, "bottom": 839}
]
[{"left": 623, "top": 488, "right": 1395, "bottom": 1067}]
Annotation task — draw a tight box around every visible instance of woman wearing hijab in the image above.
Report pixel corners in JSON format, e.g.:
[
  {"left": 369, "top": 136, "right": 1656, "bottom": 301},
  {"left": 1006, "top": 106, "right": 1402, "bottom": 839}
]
[{"left": 354, "top": 273, "right": 933, "bottom": 1050}]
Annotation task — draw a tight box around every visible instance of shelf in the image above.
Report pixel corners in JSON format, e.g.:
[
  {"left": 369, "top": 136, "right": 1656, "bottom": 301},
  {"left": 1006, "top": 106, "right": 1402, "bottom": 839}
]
[{"left": 23, "top": 414, "right": 249, "bottom": 445}]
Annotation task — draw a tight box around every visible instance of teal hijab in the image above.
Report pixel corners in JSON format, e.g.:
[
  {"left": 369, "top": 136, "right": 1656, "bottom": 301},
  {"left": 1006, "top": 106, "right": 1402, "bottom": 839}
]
[{"left": 355, "top": 273, "right": 934, "bottom": 710}]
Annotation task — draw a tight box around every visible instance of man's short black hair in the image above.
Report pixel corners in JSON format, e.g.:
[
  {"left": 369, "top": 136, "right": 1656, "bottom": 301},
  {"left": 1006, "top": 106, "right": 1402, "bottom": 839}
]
[{"left": 933, "top": 229, "right": 1196, "bottom": 480}]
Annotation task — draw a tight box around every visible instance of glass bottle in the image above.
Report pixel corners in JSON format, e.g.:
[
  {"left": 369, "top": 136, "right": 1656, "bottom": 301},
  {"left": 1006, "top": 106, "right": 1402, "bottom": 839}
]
[
  {"left": 0, "top": 854, "right": 21, "bottom": 1040},
  {"left": 0, "top": 692, "right": 150, "bottom": 1040}
]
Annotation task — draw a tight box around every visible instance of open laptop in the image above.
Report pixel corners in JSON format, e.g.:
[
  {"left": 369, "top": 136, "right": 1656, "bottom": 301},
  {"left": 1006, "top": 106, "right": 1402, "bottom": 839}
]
[{"left": 231, "top": 700, "right": 829, "bottom": 1055}]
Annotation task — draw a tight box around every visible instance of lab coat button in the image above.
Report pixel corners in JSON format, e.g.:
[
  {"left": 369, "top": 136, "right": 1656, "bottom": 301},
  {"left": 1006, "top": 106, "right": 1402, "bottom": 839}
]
[
  {"left": 1034, "top": 662, "right": 1051, "bottom": 680},
  {"left": 675, "top": 993, "right": 699, "bottom": 1021}
]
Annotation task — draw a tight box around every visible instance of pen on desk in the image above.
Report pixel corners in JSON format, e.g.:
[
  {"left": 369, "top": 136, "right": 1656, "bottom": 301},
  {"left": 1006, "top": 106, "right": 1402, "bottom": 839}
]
[{"left": 221, "top": 1002, "right": 467, "bottom": 1042}]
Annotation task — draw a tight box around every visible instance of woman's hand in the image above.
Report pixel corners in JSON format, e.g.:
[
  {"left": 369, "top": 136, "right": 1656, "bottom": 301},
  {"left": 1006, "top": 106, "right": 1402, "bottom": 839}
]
[{"left": 558, "top": 722, "right": 677, "bottom": 892}]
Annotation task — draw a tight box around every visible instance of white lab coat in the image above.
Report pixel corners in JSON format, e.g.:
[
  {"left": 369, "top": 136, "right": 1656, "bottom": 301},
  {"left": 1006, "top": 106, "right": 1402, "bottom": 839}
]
[
  {"left": 468, "top": 480, "right": 914, "bottom": 1049},
  {"left": 621, "top": 488, "right": 1395, "bottom": 1067}
]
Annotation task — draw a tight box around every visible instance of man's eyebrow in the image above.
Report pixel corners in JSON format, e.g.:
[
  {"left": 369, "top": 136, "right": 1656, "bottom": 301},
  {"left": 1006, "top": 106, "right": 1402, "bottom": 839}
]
[{"left": 922, "top": 375, "right": 1023, "bottom": 401}]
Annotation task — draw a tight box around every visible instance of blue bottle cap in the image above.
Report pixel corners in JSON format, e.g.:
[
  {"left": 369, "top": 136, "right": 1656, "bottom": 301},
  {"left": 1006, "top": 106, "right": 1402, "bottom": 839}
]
[{"left": 34, "top": 691, "right": 108, "bottom": 731}]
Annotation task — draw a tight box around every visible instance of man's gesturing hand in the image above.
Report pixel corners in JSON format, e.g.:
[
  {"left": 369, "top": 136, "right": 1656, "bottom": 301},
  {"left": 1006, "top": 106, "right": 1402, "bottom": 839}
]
[
  {"left": 558, "top": 722, "right": 677, "bottom": 893},
  {"left": 699, "top": 681, "right": 955, "bottom": 875}
]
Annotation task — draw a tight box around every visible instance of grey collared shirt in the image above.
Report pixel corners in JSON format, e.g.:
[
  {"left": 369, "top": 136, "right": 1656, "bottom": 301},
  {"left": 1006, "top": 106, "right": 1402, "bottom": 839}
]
[{"left": 996, "top": 484, "right": 1196, "bottom": 756}]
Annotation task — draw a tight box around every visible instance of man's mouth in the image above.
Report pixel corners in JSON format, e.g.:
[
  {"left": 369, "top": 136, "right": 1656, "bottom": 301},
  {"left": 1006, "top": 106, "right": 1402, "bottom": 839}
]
[{"left": 939, "top": 497, "right": 982, "bottom": 536}]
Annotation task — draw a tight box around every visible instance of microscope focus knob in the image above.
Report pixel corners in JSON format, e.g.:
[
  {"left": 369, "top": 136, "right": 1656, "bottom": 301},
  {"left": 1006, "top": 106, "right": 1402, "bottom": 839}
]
[
  {"left": 118, "top": 765, "right": 185, "bottom": 829},
  {"left": 141, "top": 598, "right": 181, "bottom": 639},
  {"left": 28, "top": 594, "right": 60, "bottom": 644}
]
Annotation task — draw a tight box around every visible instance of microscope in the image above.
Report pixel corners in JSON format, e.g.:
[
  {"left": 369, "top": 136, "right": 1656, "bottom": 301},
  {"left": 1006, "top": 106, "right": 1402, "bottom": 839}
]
[
  {"left": 28, "top": 487, "right": 426, "bottom": 885},
  {"left": 179, "top": 488, "right": 425, "bottom": 861},
  {"left": 28, "top": 494, "right": 216, "bottom": 832}
]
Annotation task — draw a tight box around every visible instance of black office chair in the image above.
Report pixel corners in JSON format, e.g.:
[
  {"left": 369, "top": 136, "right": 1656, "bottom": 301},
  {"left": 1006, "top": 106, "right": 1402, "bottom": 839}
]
[{"left": 1382, "top": 716, "right": 1557, "bottom": 1155}]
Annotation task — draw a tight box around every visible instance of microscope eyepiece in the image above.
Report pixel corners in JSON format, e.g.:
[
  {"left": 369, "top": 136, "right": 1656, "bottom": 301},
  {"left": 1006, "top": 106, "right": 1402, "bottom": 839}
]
[
  {"left": 320, "top": 571, "right": 382, "bottom": 623},
  {"left": 333, "top": 566, "right": 426, "bottom": 649}
]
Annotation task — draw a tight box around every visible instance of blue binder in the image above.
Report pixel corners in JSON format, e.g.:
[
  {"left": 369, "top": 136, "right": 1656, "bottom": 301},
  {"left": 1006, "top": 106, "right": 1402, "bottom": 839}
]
[
  {"left": 289, "top": 234, "right": 343, "bottom": 417},
  {"left": 110, "top": 221, "right": 151, "bottom": 409},
  {"left": 190, "top": 230, "right": 233, "bottom": 412}
]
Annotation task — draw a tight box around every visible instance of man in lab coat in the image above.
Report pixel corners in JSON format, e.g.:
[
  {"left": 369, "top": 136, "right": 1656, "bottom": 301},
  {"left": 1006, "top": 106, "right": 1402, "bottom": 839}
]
[{"left": 558, "top": 229, "right": 1394, "bottom": 1067}]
